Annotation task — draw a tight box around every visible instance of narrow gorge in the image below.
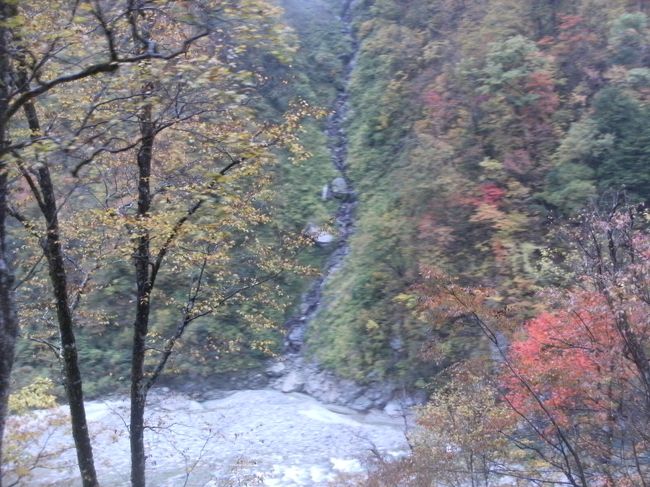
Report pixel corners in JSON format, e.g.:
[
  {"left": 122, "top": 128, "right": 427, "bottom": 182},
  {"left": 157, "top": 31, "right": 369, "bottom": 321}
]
[
  {"left": 5, "top": 0, "right": 650, "bottom": 485},
  {"left": 24, "top": 2, "right": 412, "bottom": 486},
  {"left": 267, "top": 0, "right": 412, "bottom": 412}
]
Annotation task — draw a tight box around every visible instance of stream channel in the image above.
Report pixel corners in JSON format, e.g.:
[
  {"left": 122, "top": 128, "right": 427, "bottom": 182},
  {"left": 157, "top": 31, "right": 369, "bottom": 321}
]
[{"left": 26, "top": 2, "right": 411, "bottom": 485}]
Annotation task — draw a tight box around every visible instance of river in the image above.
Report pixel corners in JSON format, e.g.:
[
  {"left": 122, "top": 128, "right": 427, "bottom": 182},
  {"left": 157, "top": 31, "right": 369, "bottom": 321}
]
[
  {"left": 27, "top": 389, "right": 408, "bottom": 486},
  {"left": 15, "top": 2, "right": 412, "bottom": 486}
]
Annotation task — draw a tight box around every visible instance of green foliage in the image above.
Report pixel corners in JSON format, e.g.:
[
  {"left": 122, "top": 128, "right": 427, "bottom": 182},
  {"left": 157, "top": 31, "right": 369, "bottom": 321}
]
[
  {"left": 308, "top": 0, "right": 650, "bottom": 385},
  {"left": 545, "top": 87, "right": 650, "bottom": 204},
  {"left": 593, "top": 86, "right": 642, "bottom": 135},
  {"left": 610, "top": 12, "right": 649, "bottom": 65},
  {"left": 478, "top": 35, "right": 548, "bottom": 99},
  {"left": 544, "top": 163, "right": 598, "bottom": 212},
  {"left": 281, "top": 0, "right": 351, "bottom": 97}
]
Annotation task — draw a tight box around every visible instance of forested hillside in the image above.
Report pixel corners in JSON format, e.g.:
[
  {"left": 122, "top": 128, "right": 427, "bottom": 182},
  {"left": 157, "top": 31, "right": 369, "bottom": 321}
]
[
  {"left": 309, "top": 0, "right": 650, "bottom": 386},
  {"left": 306, "top": 0, "right": 650, "bottom": 484},
  {"left": 1, "top": 0, "right": 649, "bottom": 485}
]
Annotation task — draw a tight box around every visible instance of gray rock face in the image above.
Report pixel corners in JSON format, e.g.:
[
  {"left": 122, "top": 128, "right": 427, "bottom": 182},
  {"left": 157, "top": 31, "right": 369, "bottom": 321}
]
[
  {"left": 288, "top": 326, "right": 305, "bottom": 347},
  {"left": 270, "top": 356, "right": 414, "bottom": 413},
  {"left": 349, "top": 394, "right": 374, "bottom": 411},
  {"left": 303, "top": 369, "right": 362, "bottom": 405}
]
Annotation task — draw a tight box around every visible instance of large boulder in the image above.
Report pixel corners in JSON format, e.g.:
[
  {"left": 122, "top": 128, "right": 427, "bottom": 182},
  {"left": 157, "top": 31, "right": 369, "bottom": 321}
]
[
  {"left": 305, "top": 223, "right": 336, "bottom": 246},
  {"left": 315, "top": 232, "right": 335, "bottom": 246},
  {"left": 280, "top": 370, "right": 305, "bottom": 393},
  {"left": 330, "top": 177, "right": 353, "bottom": 200},
  {"left": 303, "top": 371, "right": 362, "bottom": 405},
  {"left": 383, "top": 400, "right": 406, "bottom": 417},
  {"left": 266, "top": 361, "right": 287, "bottom": 378},
  {"left": 287, "top": 326, "right": 304, "bottom": 348}
]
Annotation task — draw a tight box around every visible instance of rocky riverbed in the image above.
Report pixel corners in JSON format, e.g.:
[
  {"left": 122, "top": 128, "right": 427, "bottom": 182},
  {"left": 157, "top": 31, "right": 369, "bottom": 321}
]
[
  {"left": 273, "top": 0, "right": 421, "bottom": 415},
  {"left": 27, "top": 389, "right": 410, "bottom": 486}
]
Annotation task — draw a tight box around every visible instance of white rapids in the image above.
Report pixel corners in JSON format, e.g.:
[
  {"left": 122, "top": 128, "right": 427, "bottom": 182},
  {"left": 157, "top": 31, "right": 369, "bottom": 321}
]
[{"left": 26, "top": 389, "right": 409, "bottom": 486}]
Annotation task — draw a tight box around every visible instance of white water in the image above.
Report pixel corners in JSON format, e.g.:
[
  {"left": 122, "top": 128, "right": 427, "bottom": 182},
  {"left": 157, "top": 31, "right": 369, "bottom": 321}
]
[{"left": 26, "top": 389, "right": 409, "bottom": 486}]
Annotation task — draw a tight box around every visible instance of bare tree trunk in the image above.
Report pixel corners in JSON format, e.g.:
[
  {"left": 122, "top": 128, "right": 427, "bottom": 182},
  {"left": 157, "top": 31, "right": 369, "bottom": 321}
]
[
  {"left": 130, "top": 102, "right": 154, "bottom": 487},
  {"left": 18, "top": 95, "right": 99, "bottom": 486},
  {"left": 127, "top": 4, "right": 157, "bottom": 482},
  {"left": 0, "top": 3, "right": 18, "bottom": 484},
  {"left": 0, "top": 171, "right": 15, "bottom": 487},
  {"left": 39, "top": 171, "right": 99, "bottom": 487},
  {"left": 0, "top": 172, "right": 16, "bottom": 487}
]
